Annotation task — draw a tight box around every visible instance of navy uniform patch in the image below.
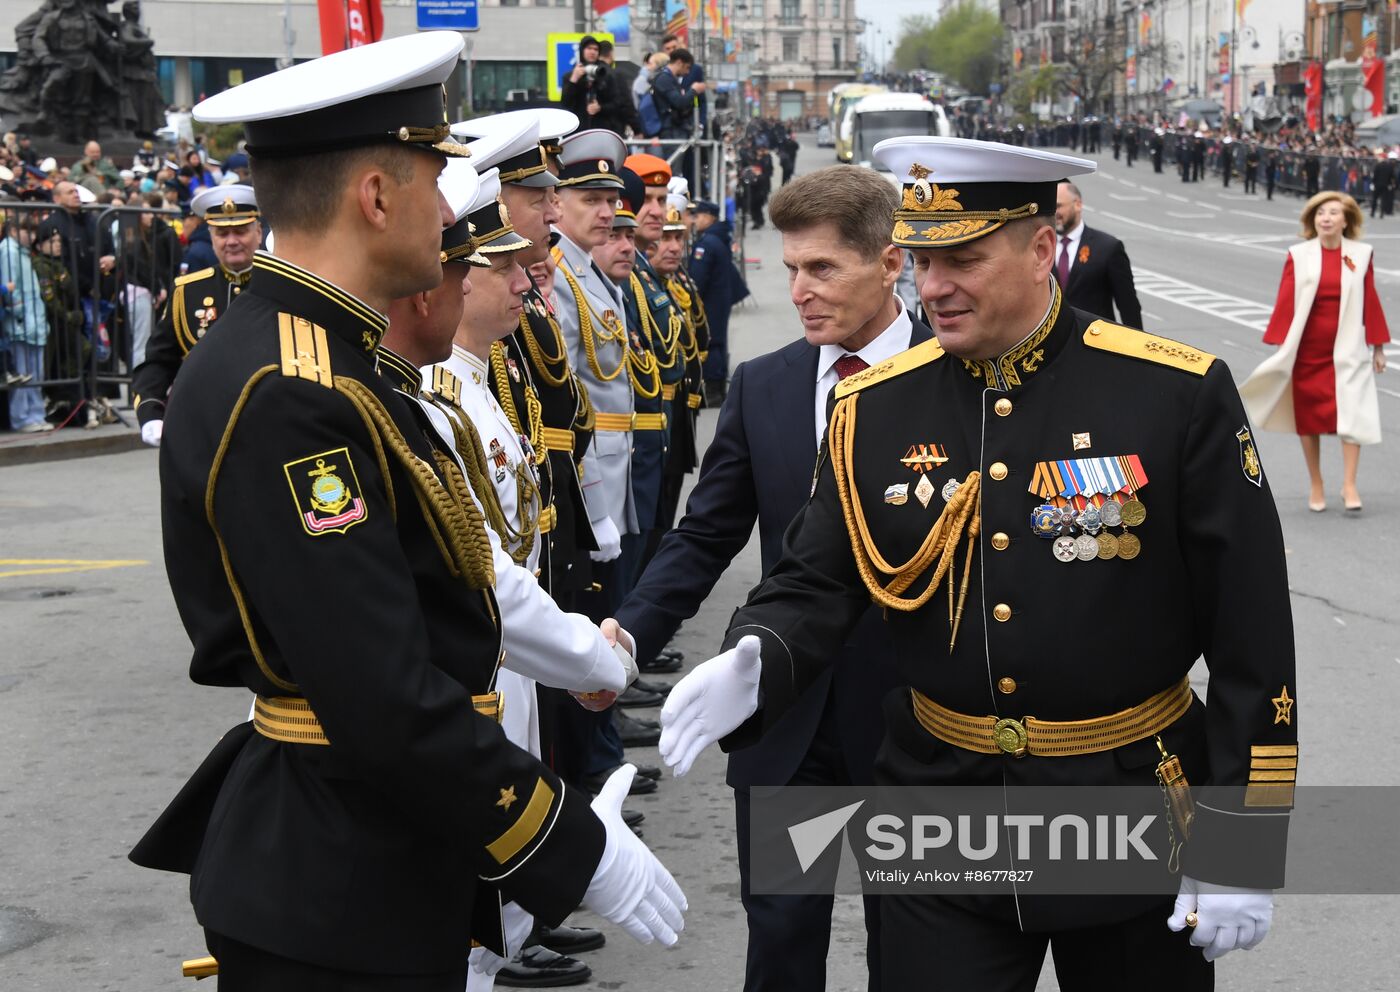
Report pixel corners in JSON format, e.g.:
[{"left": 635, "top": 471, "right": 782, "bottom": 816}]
[
  {"left": 1236, "top": 425, "right": 1263, "bottom": 487},
  {"left": 692, "top": 246, "right": 706, "bottom": 258},
  {"left": 284, "top": 448, "right": 368, "bottom": 536}
]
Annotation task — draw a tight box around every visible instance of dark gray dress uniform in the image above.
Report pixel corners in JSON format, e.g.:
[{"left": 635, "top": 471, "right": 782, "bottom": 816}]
[
  {"left": 131, "top": 263, "right": 250, "bottom": 425},
  {"left": 716, "top": 140, "right": 1297, "bottom": 989}
]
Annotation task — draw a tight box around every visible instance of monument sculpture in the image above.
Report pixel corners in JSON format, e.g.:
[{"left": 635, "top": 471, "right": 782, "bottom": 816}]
[{"left": 0, "top": 0, "right": 166, "bottom": 143}]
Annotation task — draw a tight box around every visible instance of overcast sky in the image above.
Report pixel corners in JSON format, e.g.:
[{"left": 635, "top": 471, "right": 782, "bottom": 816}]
[{"left": 855, "top": 0, "right": 945, "bottom": 66}]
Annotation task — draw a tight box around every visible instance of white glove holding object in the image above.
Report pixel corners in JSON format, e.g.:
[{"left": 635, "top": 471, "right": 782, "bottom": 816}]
[
  {"left": 572, "top": 619, "right": 639, "bottom": 712},
  {"left": 1167, "top": 875, "right": 1273, "bottom": 961},
  {"left": 582, "top": 765, "right": 687, "bottom": 945},
  {"left": 467, "top": 902, "right": 535, "bottom": 978},
  {"left": 658, "top": 634, "right": 762, "bottom": 776},
  {"left": 141, "top": 419, "right": 163, "bottom": 447},
  {"left": 589, "top": 515, "right": 622, "bottom": 562}
]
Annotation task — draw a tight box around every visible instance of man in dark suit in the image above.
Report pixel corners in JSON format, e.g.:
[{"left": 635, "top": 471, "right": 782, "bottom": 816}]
[
  {"left": 616, "top": 165, "right": 929, "bottom": 992},
  {"left": 1054, "top": 181, "right": 1143, "bottom": 329}
]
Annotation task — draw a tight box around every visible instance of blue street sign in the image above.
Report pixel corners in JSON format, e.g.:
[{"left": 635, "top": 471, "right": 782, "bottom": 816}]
[{"left": 417, "top": 0, "right": 479, "bottom": 31}]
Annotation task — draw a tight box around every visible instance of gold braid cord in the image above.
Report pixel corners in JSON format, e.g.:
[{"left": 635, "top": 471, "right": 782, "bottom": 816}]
[
  {"left": 489, "top": 341, "right": 547, "bottom": 466},
  {"left": 629, "top": 274, "right": 679, "bottom": 370},
  {"left": 439, "top": 400, "right": 539, "bottom": 568},
  {"left": 829, "top": 394, "right": 982, "bottom": 649},
  {"left": 554, "top": 254, "right": 627, "bottom": 381},
  {"left": 519, "top": 306, "right": 571, "bottom": 388},
  {"left": 332, "top": 377, "right": 495, "bottom": 590}
]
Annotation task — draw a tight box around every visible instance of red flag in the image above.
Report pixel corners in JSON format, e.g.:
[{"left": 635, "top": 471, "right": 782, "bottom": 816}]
[
  {"left": 318, "top": 0, "right": 383, "bottom": 55},
  {"left": 1362, "top": 57, "right": 1385, "bottom": 120},
  {"left": 1304, "top": 61, "right": 1323, "bottom": 133}
]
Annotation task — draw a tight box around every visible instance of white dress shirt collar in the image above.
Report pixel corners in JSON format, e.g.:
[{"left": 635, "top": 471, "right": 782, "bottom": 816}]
[{"left": 814, "top": 299, "right": 913, "bottom": 444}]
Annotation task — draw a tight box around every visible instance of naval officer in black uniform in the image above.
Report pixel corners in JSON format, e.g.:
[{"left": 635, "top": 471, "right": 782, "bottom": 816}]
[
  {"left": 660, "top": 137, "right": 1297, "bottom": 990},
  {"left": 127, "top": 33, "right": 683, "bottom": 990},
  {"left": 130, "top": 183, "right": 261, "bottom": 446}
]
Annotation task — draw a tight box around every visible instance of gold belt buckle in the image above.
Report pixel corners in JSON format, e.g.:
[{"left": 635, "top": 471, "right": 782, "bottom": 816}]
[{"left": 993, "top": 717, "right": 1029, "bottom": 757}]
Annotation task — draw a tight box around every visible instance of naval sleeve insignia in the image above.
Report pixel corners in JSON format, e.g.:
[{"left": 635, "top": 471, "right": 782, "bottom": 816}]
[
  {"left": 284, "top": 448, "right": 368, "bottom": 536},
  {"left": 1236, "top": 425, "right": 1263, "bottom": 487}
]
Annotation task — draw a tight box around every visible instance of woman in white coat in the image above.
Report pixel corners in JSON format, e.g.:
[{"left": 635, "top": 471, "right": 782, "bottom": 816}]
[{"left": 1241, "top": 191, "right": 1389, "bottom": 512}]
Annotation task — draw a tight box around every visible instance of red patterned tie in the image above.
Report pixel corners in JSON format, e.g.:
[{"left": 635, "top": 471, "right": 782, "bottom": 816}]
[
  {"left": 1057, "top": 236, "right": 1072, "bottom": 287},
  {"left": 833, "top": 354, "right": 869, "bottom": 380}
]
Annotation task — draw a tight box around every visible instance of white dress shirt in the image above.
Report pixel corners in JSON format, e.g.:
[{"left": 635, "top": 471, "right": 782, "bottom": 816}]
[{"left": 813, "top": 299, "right": 914, "bottom": 445}]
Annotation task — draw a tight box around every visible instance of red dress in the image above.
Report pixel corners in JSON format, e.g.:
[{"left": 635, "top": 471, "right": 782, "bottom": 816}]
[{"left": 1263, "top": 246, "right": 1391, "bottom": 435}]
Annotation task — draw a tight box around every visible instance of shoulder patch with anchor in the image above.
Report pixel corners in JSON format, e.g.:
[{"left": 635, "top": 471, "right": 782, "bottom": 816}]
[
  {"left": 278, "top": 313, "right": 333, "bottom": 387},
  {"left": 1083, "top": 320, "right": 1215, "bottom": 376},
  {"left": 835, "top": 337, "right": 946, "bottom": 398},
  {"left": 174, "top": 266, "right": 215, "bottom": 287},
  {"left": 284, "top": 447, "right": 368, "bottom": 536}
]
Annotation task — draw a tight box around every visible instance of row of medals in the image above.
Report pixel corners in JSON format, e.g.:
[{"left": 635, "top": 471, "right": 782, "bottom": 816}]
[{"left": 1030, "top": 495, "right": 1146, "bottom": 562}]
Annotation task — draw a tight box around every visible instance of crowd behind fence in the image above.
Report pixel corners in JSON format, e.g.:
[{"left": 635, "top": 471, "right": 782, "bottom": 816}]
[{"left": 1, "top": 201, "right": 182, "bottom": 433}]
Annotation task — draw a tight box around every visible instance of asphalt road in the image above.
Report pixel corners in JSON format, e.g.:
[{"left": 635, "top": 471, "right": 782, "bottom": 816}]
[{"left": 1, "top": 133, "right": 1397, "bottom": 991}]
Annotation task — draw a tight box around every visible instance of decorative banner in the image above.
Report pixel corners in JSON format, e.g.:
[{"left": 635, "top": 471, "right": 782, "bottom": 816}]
[
  {"left": 1218, "top": 33, "right": 1230, "bottom": 76},
  {"left": 1013, "top": 47, "right": 1023, "bottom": 70},
  {"left": 595, "top": 0, "right": 630, "bottom": 45},
  {"left": 1140, "top": 10, "right": 1151, "bottom": 38},
  {"left": 1362, "top": 16, "right": 1378, "bottom": 60},
  {"left": 319, "top": 0, "right": 385, "bottom": 55},
  {"left": 1304, "top": 61, "right": 1323, "bottom": 132},
  {"left": 1125, "top": 47, "right": 1136, "bottom": 92},
  {"left": 706, "top": 0, "right": 721, "bottom": 29},
  {"left": 1362, "top": 57, "right": 1385, "bottom": 120},
  {"left": 665, "top": 0, "right": 688, "bottom": 42}
]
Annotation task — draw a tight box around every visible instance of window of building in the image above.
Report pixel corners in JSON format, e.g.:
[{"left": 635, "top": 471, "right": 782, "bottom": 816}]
[
  {"left": 471, "top": 60, "right": 548, "bottom": 114},
  {"left": 833, "top": 38, "right": 842, "bottom": 66},
  {"left": 817, "top": 0, "right": 825, "bottom": 15},
  {"left": 783, "top": 35, "right": 799, "bottom": 62},
  {"left": 499, "top": 0, "right": 519, "bottom": 6},
  {"left": 832, "top": 0, "right": 840, "bottom": 15},
  {"left": 751, "top": 0, "right": 764, "bottom": 15},
  {"left": 781, "top": 0, "right": 799, "bottom": 23}
]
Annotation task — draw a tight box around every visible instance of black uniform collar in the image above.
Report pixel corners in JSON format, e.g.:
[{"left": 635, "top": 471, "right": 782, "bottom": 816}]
[
  {"left": 219, "top": 264, "right": 254, "bottom": 288},
  {"left": 250, "top": 251, "right": 389, "bottom": 355},
  {"left": 376, "top": 345, "right": 424, "bottom": 396},
  {"left": 958, "top": 278, "right": 1071, "bottom": 390}
]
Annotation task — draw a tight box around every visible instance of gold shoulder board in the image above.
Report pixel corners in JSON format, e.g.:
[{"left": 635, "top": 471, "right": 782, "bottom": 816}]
[
  {"left": 835, "top": 337, "right": 946, "bottom": 398},
  {"left": 277, "top": 312, "right": 333, "bottom": 387},
  {"left": 432, "top": 366, "right": 463, "bottom": 407},
  {"left": 174, "top": 266, "right": 216, "bottom": 287},
  {"left": 1082, "top": 320, "right": 1215, "bottom": 376}
]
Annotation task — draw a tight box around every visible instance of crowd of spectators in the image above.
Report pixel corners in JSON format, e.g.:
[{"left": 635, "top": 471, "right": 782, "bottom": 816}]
[{"left": 0, "top": 129, "right": 245, "bottom": 434}]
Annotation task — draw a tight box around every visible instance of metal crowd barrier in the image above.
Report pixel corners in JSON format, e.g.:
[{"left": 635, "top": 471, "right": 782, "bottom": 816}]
[{"left": 0, "top": 200, "right": 181, "bottom": 429}]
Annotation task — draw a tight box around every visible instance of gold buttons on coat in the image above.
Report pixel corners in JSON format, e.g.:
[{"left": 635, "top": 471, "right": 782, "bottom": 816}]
[
  {"left": 993, "top": 603, "right": 1012, "bottom": 622},
  {"left": 991, "top": 532, "right": 1010, "bottom": 551},
  {"left": 994, "top": 398, "right": 1013, "bottom": 417},
  {"left": 989, "top": 461, "right": 1008, "bottom": 481},
  {"left": 998, "top": 677, "right": 1017, "bottom": 694}
]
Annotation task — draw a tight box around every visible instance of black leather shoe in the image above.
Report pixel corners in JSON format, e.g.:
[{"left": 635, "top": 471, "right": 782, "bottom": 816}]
[
  {"left": 617, "top": 684, "right": 665, "bottom": 708},
  {"left": 494, "top": 945, "right": 591, "bottom": 988},
  {"left": 634, "top": 764, "right": 663, "bottom": 780},
  {"left": 632, "top": 678, "right": 672, "bottom": 696},
  {"left": 639, "top": 654, "right": 683, "bottom": 674},
  {"left": 615, "top": 710, "right": 660, "bottom": 747},
  {"left": 657, "top": 647, "right": 685, "bottom": 663},
  {"left": 537, "top": 924, "right": 606, "bottom": 956},
  {"left": 579, "top": 765, "right": 657, "bottom": 796},
  {"left": 622, "top": 808, "right": 645, "bottom": 829}
]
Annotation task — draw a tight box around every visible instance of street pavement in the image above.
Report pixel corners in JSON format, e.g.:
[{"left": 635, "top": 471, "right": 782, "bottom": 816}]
[{"left": 1, "top": 134, "right": 1397, "bottom": 991}]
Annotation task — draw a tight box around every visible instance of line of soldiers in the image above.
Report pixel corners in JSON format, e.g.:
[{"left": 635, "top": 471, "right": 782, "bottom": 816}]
[{"left": 125, "top": 32, "right": 722, "bottom": 990}]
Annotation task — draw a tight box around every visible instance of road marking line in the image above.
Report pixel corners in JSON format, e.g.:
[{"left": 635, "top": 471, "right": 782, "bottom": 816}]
[
  {"left": 1165, "top": 193, "right": 1191, "bottom": 203},
  {"left": 1192, "top": 201, "right": 1222, "bottom": 211},
  {"left": 1142, "top": 310, "right": 1163, "bottom": 322},
  {"left": 0, "top": 558, "right": 149, "bottom": 580},
  {"left": 1229, "top": 209, "right": 1296, "bottom": 224},
  {"left": 1166, "top": 211, "right": 1215, "bottom": 218},
  {"left": 1120, "top": 178, "right": 1139, "bottom": 188},
  {"left": 1109, "top": 193, "right": 1148, "bottom": 201}
]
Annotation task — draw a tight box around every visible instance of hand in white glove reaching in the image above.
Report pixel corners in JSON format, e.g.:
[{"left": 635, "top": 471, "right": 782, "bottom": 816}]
[
  {"left": 589, "top": 515, "right": 622, "bottom": 562},
  {"left": 582, "top": 765, "right": 687, "bottom": 945},
  {"left": 140, "top": 419, "right": 163, "bottom": 447},
  {"left": 572, "top": 618, "right": 640, "bottom": 712},
  {"left": 1167, "top": 875, "right": 1273, "bottom": 961},
  {"left": 467, "top": 902, "right": 535, "bottom": 977},
  {"left": 658, "top": 635, "right": 762, "bottom": 777}
]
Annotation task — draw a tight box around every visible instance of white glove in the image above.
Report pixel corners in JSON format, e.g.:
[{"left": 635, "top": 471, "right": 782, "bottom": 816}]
[
  {"left": 582, "top": 765, "right": 687, "bottom": 945},
  {"left": 658, "top": 635, "right": 762, "bottom": 777},
  {"left": 468, "top": 902, "right": 535, "bottom": 978},
  {"left": 140, "top": 419, "right": 163, "bottom": 447},
  {"left": 589, "top": 515, "right": 622, "bottom": 562},
  {"left": 1167, "top": 875, "right": 1274, "bottom": 962},
  {"left": 572, "top": 620, "right": 639, "bottom": 712}
]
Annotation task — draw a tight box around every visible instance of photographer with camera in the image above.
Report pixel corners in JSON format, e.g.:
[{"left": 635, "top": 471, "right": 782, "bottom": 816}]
[{"left": 562, "top": 36, "right": 627, "bottom": 137}]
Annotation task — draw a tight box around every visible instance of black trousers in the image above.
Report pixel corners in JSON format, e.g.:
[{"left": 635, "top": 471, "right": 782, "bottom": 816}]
[
  {"left": 1244, "top": 168, "right": 1257, "bottom": 194},
  {"left": 205, "top": 931, "right": 469, "bottom": 992},
  {"left": 881, "top": 895, "right": 1212, "bottom": 992},
  {"left": 733, "top": 690, "right": 882, "bottom": 992}
]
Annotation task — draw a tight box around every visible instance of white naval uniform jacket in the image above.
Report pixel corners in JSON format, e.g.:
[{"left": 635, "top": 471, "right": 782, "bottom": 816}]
[{"left": 553, "top": 231, "right": 639, "bottom": 536}]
